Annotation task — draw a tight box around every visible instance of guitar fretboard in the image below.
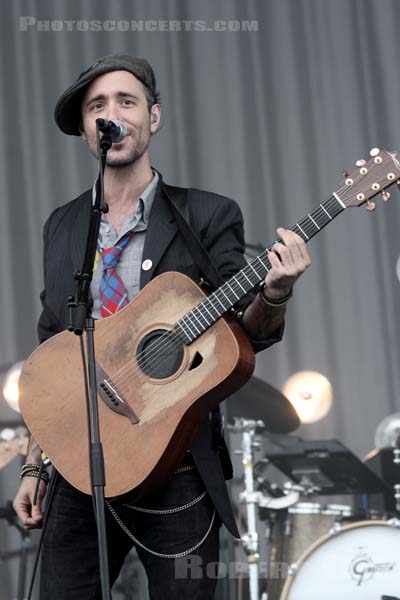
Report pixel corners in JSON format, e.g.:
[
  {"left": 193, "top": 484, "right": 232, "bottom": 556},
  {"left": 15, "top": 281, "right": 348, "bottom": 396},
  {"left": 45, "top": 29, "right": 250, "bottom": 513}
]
[{"left": 174, "top": 194, "right": 345, "bottom": 344}]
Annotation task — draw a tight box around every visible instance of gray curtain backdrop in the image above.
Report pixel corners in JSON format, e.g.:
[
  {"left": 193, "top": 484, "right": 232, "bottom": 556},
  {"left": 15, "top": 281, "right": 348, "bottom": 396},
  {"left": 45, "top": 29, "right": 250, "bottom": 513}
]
[{"left": 2, "top": 0, "right": 400, "bottom": 597}]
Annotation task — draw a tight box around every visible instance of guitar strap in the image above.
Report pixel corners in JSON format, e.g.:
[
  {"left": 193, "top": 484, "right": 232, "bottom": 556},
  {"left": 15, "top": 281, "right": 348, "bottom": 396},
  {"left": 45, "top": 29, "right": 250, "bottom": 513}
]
[
  {"left": 162, "top": 183, "right": 234, "bottom": 469},
  {"left": 162, "top": 184, "right": 225, "bottom": 290}
]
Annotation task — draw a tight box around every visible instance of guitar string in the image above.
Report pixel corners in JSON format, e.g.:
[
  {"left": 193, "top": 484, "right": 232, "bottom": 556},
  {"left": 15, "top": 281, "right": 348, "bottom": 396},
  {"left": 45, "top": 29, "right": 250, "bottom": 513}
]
[
  {"left": 108, "top": 183, "right": 373, "bottom": 391},
  {"left": 113, "top": 168, "right": 378, "bottom": 388},
  {"left": 107, "top": 173, "right": 381, "bottom": 389},
  {"left": 107, "top": 179, "right": 370, "bottom": 389},
  {"left": 106, "top": 189, "right": 354, "bottom": 389}
]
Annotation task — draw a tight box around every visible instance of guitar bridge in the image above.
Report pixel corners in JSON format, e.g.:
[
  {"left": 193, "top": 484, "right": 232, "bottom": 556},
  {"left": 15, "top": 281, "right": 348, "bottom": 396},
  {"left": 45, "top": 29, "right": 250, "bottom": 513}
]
[{"left": 96, "top": 364, "right": 139, "bottom": 424}]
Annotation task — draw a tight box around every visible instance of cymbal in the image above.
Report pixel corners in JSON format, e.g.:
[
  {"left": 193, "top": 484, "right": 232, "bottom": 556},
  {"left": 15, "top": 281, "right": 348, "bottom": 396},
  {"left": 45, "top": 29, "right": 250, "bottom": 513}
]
[{"left": 226, "top": 376, "right": 300, "bottom": 433}]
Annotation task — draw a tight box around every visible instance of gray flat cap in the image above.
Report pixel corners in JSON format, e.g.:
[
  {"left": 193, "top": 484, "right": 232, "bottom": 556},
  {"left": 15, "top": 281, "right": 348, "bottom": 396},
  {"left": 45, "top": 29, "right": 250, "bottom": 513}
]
[{"left": 54, "top": 53, "right": 158, "bottom": 136}]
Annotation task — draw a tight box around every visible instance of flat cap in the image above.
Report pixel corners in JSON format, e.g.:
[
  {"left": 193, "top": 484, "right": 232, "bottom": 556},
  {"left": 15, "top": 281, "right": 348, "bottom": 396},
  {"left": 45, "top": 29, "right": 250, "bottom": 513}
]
[{"left": 54, "top": 53, "right": 157, "bottom": 136}]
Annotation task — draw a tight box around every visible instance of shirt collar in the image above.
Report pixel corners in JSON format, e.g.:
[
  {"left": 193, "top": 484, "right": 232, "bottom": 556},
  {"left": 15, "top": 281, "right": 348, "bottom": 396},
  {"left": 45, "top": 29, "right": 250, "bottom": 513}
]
[
  {"left": 91, "top": 169, "right": 159, "bottom": 225},
  {"left": 141, "top": 169, "right": 158, "bottom": 224}
]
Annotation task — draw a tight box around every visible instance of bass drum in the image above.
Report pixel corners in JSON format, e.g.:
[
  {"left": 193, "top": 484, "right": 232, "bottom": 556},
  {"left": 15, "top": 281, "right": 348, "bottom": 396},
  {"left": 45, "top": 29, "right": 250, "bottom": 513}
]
[{"left": 280, "top": 519, "right": 400, "bottom": 600}]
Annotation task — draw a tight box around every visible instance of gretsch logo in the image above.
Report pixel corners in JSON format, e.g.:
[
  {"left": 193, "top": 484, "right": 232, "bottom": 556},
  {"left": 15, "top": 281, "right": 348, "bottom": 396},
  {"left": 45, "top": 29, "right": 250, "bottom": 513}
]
[{"left": 349, "top": 550, "right": 395, "bottom": 586}]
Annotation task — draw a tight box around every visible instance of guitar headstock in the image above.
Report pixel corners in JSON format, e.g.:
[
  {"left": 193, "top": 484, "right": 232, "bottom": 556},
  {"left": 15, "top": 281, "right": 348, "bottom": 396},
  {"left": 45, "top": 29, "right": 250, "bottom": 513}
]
[
  {"left": 338, "top": 148, "right": 400, "bottom": 211},
  {"left": 0, "top": 429, "right": 28, "bottom": 468}
]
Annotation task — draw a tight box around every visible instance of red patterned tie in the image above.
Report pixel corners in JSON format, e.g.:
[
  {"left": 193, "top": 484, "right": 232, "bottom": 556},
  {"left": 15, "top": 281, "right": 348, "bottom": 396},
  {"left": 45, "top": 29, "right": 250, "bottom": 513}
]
[{"left": 99, "top": 231, "right": 134, "bottom": 318}]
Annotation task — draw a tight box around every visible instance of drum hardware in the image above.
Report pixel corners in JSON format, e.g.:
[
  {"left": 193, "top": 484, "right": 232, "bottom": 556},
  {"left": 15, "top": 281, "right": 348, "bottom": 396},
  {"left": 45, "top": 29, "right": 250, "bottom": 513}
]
[
  {"left": 229, "top": 420, "right": 304, "bottom": 599},
  {"left": 240, "top": 487, "right": 300, "bottom": 514},
  {"left": 264, "top": 438, "right": 392, "bottom": 496},
  {"left": 230, "top": 425, "right": 393, "bottom": 598},
  {"left": 281, "top": 480, "right": 318, "bottom": 497},
  {"left": 367, "top": 413, "right": 400, "bottom": 515},
  {"left": 272, "top": 502, "right": 356, "bottom": 576},
  {"left": 393, "top": 433, "right": 400, "bottom": 512},
  {"left": 229, "top": 418, "right": 265, "bottom": 600},
  {"left": 249, "top": 461, "right": 301, "bottom": 513},
  {"left": 261, "top": 438, "right": 391, "bottom": 600}
]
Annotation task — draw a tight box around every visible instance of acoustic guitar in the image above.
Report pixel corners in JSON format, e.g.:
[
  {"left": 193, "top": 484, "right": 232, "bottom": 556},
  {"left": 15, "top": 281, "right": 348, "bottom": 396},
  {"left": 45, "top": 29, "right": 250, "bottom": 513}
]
[{"left": 18, "top": 148, "right": 400, "bottom": 498}]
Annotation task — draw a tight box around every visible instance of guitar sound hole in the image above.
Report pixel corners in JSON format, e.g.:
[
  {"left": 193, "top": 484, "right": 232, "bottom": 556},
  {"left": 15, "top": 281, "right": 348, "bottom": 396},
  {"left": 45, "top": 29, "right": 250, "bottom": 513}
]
[{"left": 136, "top": 329, "right": 184, "bottom": 379}]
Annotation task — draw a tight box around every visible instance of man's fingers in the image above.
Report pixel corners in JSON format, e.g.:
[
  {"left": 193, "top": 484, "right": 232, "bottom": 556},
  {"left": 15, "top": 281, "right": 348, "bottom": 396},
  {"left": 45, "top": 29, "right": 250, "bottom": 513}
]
[
  {"left": 13, "top": 482, "right": 45, "bottom": 528},
  {"left": 268, "top": 249, "right": 285, "bottom": 272},
  {"left": 269, "top": 244, "right": 304, "bottom": 275},
  {"left": 14, "top": 502, "right": 41, "bottom": 527},
  {"left": 23, "top": 516, "right": 43, "bottom": 529},
  {"left": 276, "top": 227, "right": 311, "bottom": 267},
  {"left": 269, "top": 243, "right": 290, "bottom": 264}
]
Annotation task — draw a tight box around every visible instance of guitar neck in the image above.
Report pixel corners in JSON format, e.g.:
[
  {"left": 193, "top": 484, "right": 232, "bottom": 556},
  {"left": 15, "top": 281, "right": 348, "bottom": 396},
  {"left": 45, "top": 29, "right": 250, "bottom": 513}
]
[{"left": 174, "top": 194, "right": 345, "bottom": 344}]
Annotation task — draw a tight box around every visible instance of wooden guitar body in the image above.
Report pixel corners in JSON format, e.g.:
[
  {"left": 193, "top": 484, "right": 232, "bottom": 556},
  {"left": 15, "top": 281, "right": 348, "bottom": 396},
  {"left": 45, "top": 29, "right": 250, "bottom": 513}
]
[{"left": 19, "top": 271, "right": 255, "bottom": 498}]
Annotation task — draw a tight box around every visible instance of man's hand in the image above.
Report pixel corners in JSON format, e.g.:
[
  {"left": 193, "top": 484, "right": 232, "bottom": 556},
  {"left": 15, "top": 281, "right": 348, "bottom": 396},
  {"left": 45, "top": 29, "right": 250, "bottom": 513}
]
[
  {"left": 263, "top": 227, "right": 311, "bottom": 300},
  {"left": 13, "top": 477, "right": 47, "bottom": 529}
]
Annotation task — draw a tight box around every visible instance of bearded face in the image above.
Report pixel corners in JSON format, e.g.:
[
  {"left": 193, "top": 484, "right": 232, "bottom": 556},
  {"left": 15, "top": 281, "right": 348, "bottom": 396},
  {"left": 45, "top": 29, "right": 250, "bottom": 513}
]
[{"left": 80, "top": 70, "right": 159, "bottom": 168}]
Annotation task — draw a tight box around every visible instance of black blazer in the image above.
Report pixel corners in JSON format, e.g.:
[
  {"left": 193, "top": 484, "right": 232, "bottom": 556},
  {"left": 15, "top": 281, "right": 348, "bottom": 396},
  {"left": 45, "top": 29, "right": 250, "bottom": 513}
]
[{"left": 37, "top": 173, "right": 283, "bottom": 537}]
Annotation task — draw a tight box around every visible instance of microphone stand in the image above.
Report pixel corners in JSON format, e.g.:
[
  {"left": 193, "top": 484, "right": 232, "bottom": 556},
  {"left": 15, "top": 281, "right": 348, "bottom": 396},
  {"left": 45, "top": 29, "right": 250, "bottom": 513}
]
[{"left": 68, "top": 122, "right": 113, "bottom": 600}]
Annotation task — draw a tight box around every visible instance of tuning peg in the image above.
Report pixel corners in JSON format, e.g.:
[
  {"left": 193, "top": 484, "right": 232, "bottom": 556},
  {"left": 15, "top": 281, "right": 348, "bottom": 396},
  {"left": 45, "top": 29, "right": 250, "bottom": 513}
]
[
  {"left": 369, "top": 147, "right": 380, "bottom": 157},
  {"left": 382, "top": 191, "right": 391, "bottom": 202},
  {"left": 366, "top": 200, "right": 376, "bottom": 212},
  {"left": 397, "top": 180, "right": 400, "bottom": 191},
  {"left": 342, "top": 170, "right": 349, "bottom": 178},
  {"left": 356, "top": 159, "right": 366, "bottom": 167}
]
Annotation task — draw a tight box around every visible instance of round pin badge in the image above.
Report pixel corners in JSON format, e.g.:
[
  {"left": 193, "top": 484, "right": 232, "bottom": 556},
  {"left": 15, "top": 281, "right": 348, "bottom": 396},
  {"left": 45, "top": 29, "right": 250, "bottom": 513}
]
[{"left": 142, "top": 259, "right": 153, "bottom": 271}]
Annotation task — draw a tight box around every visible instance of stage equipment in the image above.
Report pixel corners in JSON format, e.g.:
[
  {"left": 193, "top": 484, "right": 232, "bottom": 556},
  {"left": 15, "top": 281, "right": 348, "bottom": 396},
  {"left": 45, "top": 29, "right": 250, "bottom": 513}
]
[
  {"left": 2, "top": 361, "right": 24, "bottom": 413},
  {"left": 282, "top": 371, "right": 332, "bottom": 424},
  {"left": 375, "top": 412, "right": 400, "bottom": 449},
  {"left": 264, "top": 438, "right": 391, "bottom": 496},
  {"left": 364, "top": 412, "right": 400, "bottom": 513},
  {"left": 0, "top": 427, "right": 28, "bottom": 469},
  {"left": 228, "top": 376, "right": 300, "bottom": 433},
  {"left": 0, "top": 500, "right": 37, "bottom": 600},
  {"left": 229, "top": 418, "right": 265, "bottom": 600},
  {"left": 280, "top": 519, "right": 400, "bottom": 599},
  {"left": 263, "top": 436, "right": 390, "bottom": 600}
]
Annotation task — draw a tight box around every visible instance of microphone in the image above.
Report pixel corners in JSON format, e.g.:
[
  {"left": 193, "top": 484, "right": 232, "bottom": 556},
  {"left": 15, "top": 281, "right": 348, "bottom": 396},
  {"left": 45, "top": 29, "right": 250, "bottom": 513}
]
[{"left": 95, "top": 119, "right": 126, "bottom": 143}]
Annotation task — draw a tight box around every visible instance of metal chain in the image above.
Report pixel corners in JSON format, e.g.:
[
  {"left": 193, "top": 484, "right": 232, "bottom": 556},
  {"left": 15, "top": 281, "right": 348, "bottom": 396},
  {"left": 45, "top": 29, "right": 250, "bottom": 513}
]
[
  {"left": 123, "top": 490, "right": 207, "bottom": 515},
  {"left": 105, "top": 500, "right": 216, "bottom": 559},
  {"left": 174, "top": 464, "right": 195, "bottom": 475}
]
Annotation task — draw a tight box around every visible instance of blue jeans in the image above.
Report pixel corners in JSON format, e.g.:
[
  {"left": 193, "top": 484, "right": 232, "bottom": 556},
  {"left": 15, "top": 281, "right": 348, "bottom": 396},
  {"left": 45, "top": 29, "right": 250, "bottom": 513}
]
[{"left": 39, "top": 469, "right": 220, "bottom": 599}]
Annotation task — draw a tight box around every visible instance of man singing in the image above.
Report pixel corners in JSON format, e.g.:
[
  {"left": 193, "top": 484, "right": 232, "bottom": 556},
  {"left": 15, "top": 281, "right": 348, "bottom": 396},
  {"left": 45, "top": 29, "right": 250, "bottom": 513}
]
[{"left": 13, "top": 53, "right": 310, "bottom": 599}]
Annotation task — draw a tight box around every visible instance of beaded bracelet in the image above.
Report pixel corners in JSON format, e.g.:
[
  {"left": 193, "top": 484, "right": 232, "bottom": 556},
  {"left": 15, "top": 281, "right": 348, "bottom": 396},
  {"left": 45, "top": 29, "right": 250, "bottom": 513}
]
[
  {"left": 20, "top": 463, "right": 50, "bottom": 484},
  {"left": 20, "top": 470, "right": 50, "bottom": 484}
]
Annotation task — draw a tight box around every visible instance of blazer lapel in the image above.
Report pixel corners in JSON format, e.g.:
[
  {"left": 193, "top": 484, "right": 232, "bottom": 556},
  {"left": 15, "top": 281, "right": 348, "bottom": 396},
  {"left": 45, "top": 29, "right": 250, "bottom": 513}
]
[
  {"left": 70, "top": 190, "right": 92, "bottom": 274},
  {"left": 140, "top": 180, "right": 178, "bottom": 288},
  {"left": 68, "top": 180, "right": 179, "bottom": 289}
]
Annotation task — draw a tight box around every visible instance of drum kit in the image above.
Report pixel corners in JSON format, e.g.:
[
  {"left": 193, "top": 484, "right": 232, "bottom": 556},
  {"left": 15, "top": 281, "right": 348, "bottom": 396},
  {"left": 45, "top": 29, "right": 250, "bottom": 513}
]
[{"left": 227, "top": 377, "right": 400, "bottom": 600}]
